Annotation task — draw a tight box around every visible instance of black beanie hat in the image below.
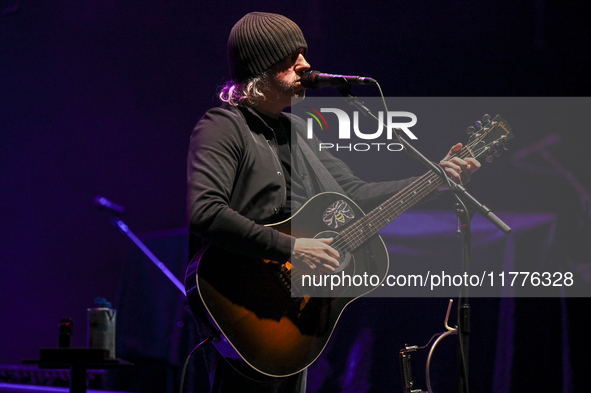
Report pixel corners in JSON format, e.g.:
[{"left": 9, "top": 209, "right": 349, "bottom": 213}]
[{"left": 227, "top": 12, "right": 308, "bottom": 83}]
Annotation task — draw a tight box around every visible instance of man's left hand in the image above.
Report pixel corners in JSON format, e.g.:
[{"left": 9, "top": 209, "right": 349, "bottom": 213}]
[{"left": 437, "top": 143, "right": 481, "bottom": 191}]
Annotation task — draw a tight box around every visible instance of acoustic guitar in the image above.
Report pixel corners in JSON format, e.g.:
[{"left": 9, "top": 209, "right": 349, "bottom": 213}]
[{"left": 193, "top": 114, "right": 513, "bottom": 376}]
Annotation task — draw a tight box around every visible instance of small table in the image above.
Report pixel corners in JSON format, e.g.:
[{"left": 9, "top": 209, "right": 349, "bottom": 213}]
[{"left": 24, "top": 348, "right": 133, "bottom": 393}]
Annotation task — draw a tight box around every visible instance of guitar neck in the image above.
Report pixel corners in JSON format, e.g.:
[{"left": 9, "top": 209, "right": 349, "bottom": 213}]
[
  {"left": 338, "top": 168, "right": 444, "bottom": 251},
  {"left": 323, "top": 115, "right": 513, "bottom": 253}
]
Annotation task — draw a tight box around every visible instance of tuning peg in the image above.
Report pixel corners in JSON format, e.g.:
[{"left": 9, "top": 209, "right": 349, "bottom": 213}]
[
  {"left": 467, "top": 125, "right": 475, "bottom": 135},
  {"left": 475, "top": 120, "right": 483, "bottom": 130},
  {"left": 486, "top": 155, "right": 494, "bottom": 163},
  {"left": 494, "top": 149, "right": 503, "bottom": 157},
  {"left": 482, "top": 114, "right": 491, "bottom": 124},
  {"left": 503, "top": 142, "right": 510, "bottom": 151}
]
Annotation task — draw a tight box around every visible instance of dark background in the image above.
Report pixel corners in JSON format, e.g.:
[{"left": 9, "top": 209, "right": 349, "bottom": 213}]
[{"left": 1, "top": 0, "right": 590, "bottom": 391}]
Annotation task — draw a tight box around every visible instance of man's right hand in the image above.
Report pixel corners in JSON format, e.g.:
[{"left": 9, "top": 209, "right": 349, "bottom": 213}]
[{"left": 291, "top": 238, "right": 340, "bottom": 274}]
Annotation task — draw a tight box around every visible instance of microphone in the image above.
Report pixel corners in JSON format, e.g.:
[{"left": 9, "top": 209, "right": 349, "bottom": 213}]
[
  {"left": 300, "top": 70, "right": 377, "bottom": 89},
  {"left": 512, "top": 133, "right": 561, "bottom": 161},
  {"left": 94, "top": 195, "right": 126, "bottom": 214}
]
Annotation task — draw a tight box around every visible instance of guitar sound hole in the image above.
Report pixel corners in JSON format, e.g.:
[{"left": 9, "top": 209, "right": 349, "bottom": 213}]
[{"left": 314, "top": 231, "right": 352, "bottom": 274}]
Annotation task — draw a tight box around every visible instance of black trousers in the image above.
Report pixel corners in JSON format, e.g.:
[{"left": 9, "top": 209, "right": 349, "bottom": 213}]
[{"left": 200, "top": 342, "right": 307, "bottom": 393}]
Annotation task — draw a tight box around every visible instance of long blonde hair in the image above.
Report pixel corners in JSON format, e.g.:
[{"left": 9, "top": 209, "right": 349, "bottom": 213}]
[{"left": 219, "top": 72, "right": 270, "bottom": 107}]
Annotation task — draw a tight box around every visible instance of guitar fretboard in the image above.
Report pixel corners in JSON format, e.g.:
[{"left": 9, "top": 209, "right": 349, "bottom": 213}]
[
  {"left": 334, "top": 145, "right": 476, "bottom": 252},
  {"left": 336, "top": 169, "right": 443, "bottom": 251}
]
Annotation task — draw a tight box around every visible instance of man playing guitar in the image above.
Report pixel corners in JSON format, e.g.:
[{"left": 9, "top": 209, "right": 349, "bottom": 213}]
[{"left": 184, "top": 12, "right": 479, "bottom": 393}]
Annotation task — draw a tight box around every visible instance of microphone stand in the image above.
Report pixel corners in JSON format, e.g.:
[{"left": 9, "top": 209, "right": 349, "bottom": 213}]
[
  {"left": 97, "top": 199, "right": 215, "bottom": 391},
  {"left": 95, "top": 196, "right": 186, "bottom": 296},
  {"left": 110, "top": 218, "right": 186, "bottom": 295},
  {"left": 337, "top": 86, "right": 511, "bottom": 235},
  {"left": 455, "top": 197, "right": 477, "bottom": 393},
  {"left": 337, "top": 86, "right": 511, "bottom": 393}
]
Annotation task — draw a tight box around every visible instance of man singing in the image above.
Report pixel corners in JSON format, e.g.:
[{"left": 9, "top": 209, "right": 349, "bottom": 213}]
[{"left": 185, "top": 12, "right": 479, "bottom": 393}]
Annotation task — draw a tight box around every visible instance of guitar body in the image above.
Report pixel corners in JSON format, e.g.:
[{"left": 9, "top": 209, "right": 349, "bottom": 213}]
[{"left": 195, "top": 192, "right": 389, "bottom": 377}]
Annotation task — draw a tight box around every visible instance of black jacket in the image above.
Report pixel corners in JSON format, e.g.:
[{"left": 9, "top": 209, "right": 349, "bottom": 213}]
[{"left": 187, "top": 104, "right": 420, "bottom": 265}]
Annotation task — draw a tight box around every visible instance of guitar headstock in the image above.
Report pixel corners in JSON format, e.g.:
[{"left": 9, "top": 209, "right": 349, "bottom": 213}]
[{"left": 466, "top": 114, "right": 514, "bottom": 163}]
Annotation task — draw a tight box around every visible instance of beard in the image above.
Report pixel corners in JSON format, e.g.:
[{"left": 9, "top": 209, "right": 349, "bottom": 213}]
[{"left": 270, "top": 72, "right": 306, "bottom": 105}]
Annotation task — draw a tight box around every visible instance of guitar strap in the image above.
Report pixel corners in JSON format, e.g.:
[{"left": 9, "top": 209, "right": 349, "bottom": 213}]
[{"left": 296, "top": 133, "right": 346, "bottom": 195}]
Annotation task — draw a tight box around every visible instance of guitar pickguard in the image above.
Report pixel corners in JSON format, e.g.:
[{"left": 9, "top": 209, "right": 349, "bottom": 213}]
[{"left": 322, "top": 199, "right": 355, "bottom": 229}]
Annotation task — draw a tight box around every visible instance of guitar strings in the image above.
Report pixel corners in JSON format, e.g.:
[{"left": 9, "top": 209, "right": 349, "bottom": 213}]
[
  {"left": 328, "top": 121, "right": 497, "bottom": 254},
  {"left": 288, "top": 131, "right": 498, "bottom": 284},
  {"left": 329, "top": 134, "right": 494, "bottom": 252},
  {"left": 289, "top": 141, "right": 493, "bottom": 283}
]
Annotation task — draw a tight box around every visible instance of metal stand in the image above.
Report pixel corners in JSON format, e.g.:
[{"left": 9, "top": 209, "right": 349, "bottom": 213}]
[
  {"left": 455, "top": 199, "right": 477, "bottom": 393},
  {"left": 95, "top": 195, "right": 186, "bottom": 296},
  {"left": 332, "top": 87, "right": 512, "bottom": 393},
  {"left": 110, "top": 217, "right": 186, "bottom": 295}
]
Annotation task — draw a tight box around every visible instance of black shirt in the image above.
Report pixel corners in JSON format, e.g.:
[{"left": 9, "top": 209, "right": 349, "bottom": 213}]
[{"left": 255, "top": 111, "right": 308, "bottom": 218}]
